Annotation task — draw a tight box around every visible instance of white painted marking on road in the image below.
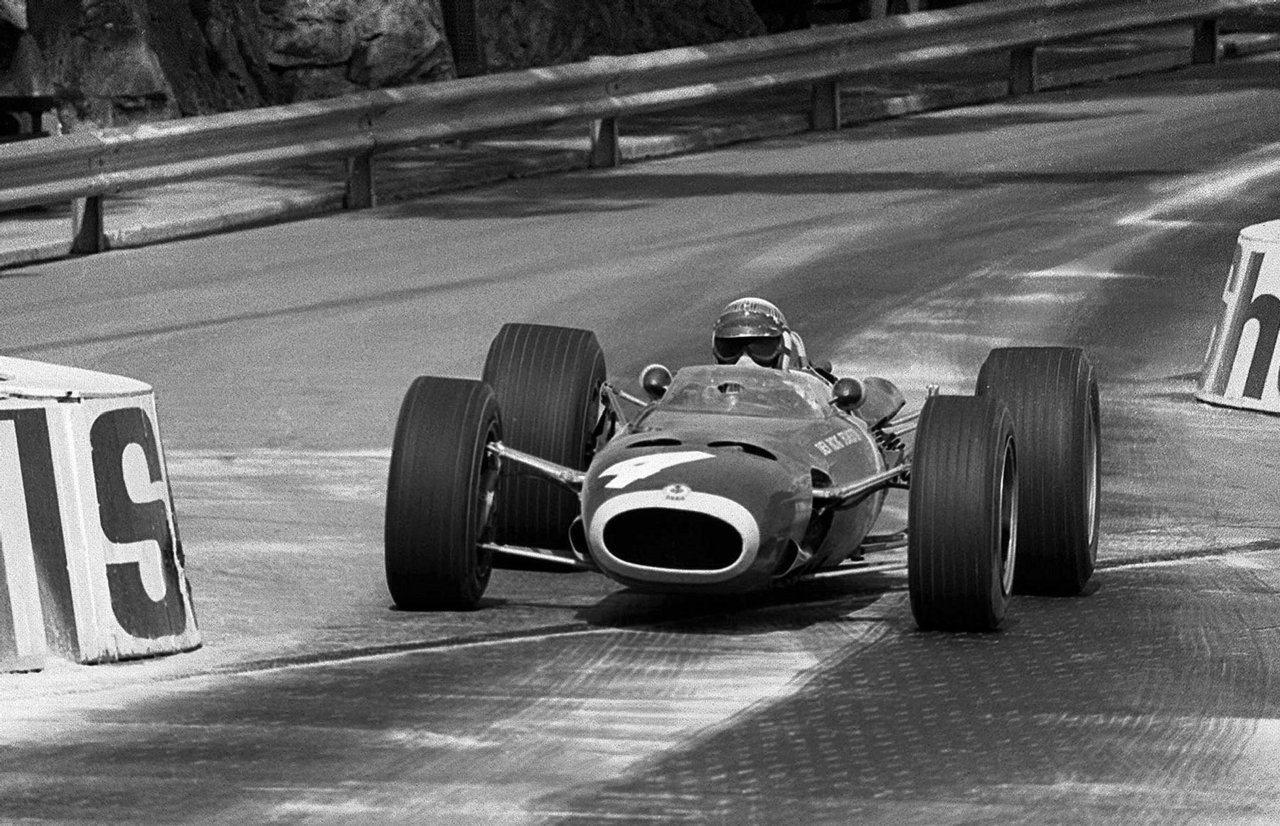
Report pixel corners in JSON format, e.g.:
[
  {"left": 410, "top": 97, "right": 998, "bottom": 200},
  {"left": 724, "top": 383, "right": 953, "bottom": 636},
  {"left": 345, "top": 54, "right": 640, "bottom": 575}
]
[
  {"left": 533, "top": 813, "right": 679, "bottom": 822},
  {"left": 1123, "top": 218, "right": 1198, "bottom": 230},
  {"left": 1219, "top": 554, "right": 1272, "bottom": 570},
  {"left": 741, "top": 227, "right": 857, "bottom": 272},
  {"left": 383, "top": 729, "right": 496, "bottom": 749},
  {"left": 1103, "top": 556, "right": 1221, "bottom": 571},
  {"left": 169, "top": 448, "right": 393, "bottom": 461},
  {"left": 268, "top": 800, "right": 387, "bottom": 817},
  {"left": 1118, "top": 143, "right": 1280, "bottom": 226},
  {"left": 1102, "top": 548, "right": 1280, "bottom": 572},
  {"left": 166, "top": 448, "right": 390, "bottom": 503},
  {"left": 1022, "top": 268, "right": 1154, "bottom": 280},
  {"left": 232, "top": 626, "right": 629, "bottom": 678},
  {"left": 994, "top": 291, "right": 1089, "bottom": 304}
]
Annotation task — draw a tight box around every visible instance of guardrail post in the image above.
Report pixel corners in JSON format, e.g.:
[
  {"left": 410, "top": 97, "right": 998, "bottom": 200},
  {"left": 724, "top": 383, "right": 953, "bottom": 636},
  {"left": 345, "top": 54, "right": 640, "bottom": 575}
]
[
  {"left": 70, "top": 196, "right": 106, "bottom": 255},
  {"left": 589, "top": 117, "right": 621, "bottom": 168},
  {"left": 344, "top": 152, "right": 375, "bottom": 209},
  {"left": 1192, "top": 19, "right": 1220, "bottom": 65},
  {"left": 1009, "top": 46, "right": 1038, "bottom": 95},
  {"left": 810, "top": 80, "right": 841, "bottom": 131}
]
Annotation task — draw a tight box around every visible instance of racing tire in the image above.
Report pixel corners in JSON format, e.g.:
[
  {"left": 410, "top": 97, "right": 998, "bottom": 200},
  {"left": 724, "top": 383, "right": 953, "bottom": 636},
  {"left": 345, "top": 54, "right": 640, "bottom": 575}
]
[
  {"left": 385, "top": 376, "right": 501, "bottom": 610},
  {"left": 908, "top": 395, "right": 1018, "bottom": 632},
  {"left": 976, "top": 347, "right": 1100, "bottom": 595},
  {"left": 482, "top": 323, "right": 606, "bottom": 550}
]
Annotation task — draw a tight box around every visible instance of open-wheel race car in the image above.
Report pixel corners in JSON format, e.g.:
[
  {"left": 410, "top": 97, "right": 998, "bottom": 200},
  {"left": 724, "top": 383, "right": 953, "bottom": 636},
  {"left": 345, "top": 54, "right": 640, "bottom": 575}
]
[{"left": 385, "top": 322, "right": 1100, "bottom": 632}]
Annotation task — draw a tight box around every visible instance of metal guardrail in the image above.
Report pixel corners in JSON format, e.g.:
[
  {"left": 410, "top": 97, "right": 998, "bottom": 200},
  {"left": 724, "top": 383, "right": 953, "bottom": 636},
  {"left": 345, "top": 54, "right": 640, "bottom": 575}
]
[{"left": 0, "top": 0, "right": 1276, "bottom": 254}]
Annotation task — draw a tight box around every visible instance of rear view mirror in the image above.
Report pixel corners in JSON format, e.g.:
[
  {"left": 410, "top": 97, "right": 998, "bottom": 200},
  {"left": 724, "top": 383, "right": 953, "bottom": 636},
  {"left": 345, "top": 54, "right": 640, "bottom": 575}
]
[
  {"left": 831, "top": 377, "right": 864, "bottom": 411},
  {"left": 640, "top": 363, "right": 673, "bottom": 400}
]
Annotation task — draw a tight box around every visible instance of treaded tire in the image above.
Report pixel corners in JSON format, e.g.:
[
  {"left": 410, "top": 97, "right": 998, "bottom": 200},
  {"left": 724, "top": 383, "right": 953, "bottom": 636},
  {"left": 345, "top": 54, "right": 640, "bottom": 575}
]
[
  {"left": 909, "top": 395, "right": 1018, "bottom": 632},
  {"left": 482, "top": 323, "right": 606, "bottom": 550},
  {"left": 976, "top": 347, "right": 1100, "bottom": 595},
  {"left": 385, "top": 377, "right": 500, "bottom": 610}
]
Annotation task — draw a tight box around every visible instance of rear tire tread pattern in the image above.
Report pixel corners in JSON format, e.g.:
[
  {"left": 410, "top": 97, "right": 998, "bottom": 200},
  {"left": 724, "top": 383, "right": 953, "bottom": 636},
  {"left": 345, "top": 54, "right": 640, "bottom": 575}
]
[{"left": 976, "top": 347, "right": 1100, "bottom": 596}]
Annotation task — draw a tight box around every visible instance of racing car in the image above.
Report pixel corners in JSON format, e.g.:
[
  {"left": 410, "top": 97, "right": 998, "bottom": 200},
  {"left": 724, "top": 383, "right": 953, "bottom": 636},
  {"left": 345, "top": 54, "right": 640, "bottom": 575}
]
[{"left": 384, "top": 323, "right": 1100, "bottom": 632}]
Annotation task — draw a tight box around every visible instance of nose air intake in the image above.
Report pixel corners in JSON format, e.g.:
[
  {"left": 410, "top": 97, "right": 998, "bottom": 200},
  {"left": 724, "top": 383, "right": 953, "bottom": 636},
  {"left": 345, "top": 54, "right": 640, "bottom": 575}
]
[
  {"left": 587, "top": 489, "right": 763, "bottom": 585},
  {"left": 602, "top": 508, "right": 742, "bottom": 570}
]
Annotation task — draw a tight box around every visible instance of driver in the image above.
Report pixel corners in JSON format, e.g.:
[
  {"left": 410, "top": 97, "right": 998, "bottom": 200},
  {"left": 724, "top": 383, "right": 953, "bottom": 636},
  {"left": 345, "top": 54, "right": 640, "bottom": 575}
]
[
  {"left": 711, "top": 297, "right": 816, "bottom": 373},
  {"left": 711, "top": 297, "right": 904, "bottom": 425}
]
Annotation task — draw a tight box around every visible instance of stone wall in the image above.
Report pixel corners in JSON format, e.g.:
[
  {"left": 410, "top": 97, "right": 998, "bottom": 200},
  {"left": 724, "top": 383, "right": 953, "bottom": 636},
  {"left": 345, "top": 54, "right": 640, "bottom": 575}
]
[
  {"left": 480, "top": 0, "right": 766, "bottom": 72},
  {"left": 0, "top": 0, "right": 769, "bottom": 129},
  {"left": 261, "top": 0, "right": 455, "bottom": 101},
  {"left": 1, "top": 0, "right": 277, "bottom": 126},
  {"left": 1, "top": 0, "right": 456, "bottom": 127},
  {"left": 0, "top": 0, "right": 33, "bottom": 95}
]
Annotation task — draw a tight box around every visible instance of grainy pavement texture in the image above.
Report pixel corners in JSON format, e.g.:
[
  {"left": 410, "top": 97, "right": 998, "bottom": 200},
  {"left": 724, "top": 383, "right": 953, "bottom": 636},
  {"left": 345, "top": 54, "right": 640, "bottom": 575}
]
[{"left": 1, "top": 27, "right": 1280, "bottom": 826}]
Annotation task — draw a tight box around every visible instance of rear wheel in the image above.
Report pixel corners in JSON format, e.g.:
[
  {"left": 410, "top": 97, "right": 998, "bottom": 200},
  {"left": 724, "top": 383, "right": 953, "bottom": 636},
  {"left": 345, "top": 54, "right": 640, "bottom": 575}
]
[
  {"left": 385, "top": 377, "right": 500, "bottom": 610},
  {"left": 482, "top": 323, "right": 606, "bottom": 549},
  {"left": 976, "top": 347, "right": 1100, "bottom": 595},
  {"left": 909, "top": 395, "right": 1018, "bottom": 632}
]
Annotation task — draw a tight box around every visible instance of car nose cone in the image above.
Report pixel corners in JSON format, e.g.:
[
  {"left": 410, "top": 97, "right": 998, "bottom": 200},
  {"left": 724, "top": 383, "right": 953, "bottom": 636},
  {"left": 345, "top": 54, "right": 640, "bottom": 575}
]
[
  {"left": 581, "top": 440, "right": 809, "bottom": 592},
  {"left": 589, "top": 488, "right": 763, "bottom": 585}
]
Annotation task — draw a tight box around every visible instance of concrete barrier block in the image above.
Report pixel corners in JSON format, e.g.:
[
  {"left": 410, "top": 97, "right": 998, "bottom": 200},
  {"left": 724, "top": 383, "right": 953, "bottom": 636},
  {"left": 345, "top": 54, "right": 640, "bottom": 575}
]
[
  {"left": 0, "top": 357, "right": 200, "bottom": 670},
  {"left": 1198, "top": 220, "right": 1280, "bottom": 414},
  {"left": 0, "top": 417, "right": 49, "bottom": 671}
]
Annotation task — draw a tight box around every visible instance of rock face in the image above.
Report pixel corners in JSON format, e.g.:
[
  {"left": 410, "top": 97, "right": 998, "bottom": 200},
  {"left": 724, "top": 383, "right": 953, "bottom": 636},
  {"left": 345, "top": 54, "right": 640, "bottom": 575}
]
[
  {"left": 0, "top": 0, "right": 769, "bottom": 129},
  {"left": 5, "top": 1, "right": 172, "bottom": 125},
  {"left": 3, "top": 0, "right": 281, "bottom": 127},
  {"left": 0, "top": 1, "right": 32, "bottom": 94},
  {"left": 146, "top": 0, "right": 281, "bottom": 116},
  {"left": 260, "top": 0, "right": 455, "bottom": 101},
  {"left": 2, "top": 0, "right": 455, "bottom": 127},
  {"left": 480, "top": 0, "right": 766, "bottom": 72}
]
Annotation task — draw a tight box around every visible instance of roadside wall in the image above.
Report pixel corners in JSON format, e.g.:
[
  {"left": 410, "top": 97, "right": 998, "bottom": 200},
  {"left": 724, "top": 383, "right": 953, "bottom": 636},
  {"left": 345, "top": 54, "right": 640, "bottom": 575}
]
[
  {"left": 0, "top": 0, "right": 769, "bottom": 127},
  {"left": 480, "top": 0, "right": 766, "bottom": 72},
  {"left": 1, "top": 0, "right": 456, "bottom": 127}
]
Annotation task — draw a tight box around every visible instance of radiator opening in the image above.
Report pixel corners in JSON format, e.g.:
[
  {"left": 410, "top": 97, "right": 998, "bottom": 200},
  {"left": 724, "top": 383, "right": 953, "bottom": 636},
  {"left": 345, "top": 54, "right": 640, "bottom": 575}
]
[{"left": 602, "top": 509, "right": 742, "bottom": 571}]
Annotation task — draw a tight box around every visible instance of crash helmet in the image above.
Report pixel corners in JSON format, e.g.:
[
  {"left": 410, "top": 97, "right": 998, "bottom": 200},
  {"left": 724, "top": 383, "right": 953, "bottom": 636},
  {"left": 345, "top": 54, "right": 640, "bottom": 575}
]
[{"left": 712, "top": 297, "right": 790, "bottom": 368}]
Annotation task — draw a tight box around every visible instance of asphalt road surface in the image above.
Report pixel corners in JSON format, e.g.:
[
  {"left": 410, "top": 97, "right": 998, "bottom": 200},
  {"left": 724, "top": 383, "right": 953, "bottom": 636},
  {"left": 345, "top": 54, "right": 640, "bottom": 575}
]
[{"left": 2, "top": 53, "right": 1280, "bottom": 824}]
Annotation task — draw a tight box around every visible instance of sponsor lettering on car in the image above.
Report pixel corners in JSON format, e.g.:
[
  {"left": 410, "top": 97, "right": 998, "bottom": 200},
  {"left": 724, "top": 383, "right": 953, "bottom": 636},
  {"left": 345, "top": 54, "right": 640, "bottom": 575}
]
[{"left": 814, "top": 428, "right": 859, "bottom": 456}]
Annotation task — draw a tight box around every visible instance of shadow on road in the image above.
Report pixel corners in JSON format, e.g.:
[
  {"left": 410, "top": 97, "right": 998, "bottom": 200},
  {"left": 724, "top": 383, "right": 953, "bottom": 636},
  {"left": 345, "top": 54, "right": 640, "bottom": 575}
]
[
  {"left": 537, "top": 557, "right": 1280, "bottom": 824},
  {"left": 376, "top": 168, "right": 1176, "bottom": 222},
  {"left": 574, "top": 570, "right": 901, "bottom": 635}
]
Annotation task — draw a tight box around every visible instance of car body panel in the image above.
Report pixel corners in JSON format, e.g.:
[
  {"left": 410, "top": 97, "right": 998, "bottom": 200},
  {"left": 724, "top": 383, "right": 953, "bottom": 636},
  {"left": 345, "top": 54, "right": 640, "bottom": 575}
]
[{"left": 577, "top": 364, "right": 890, "bottom": 593}]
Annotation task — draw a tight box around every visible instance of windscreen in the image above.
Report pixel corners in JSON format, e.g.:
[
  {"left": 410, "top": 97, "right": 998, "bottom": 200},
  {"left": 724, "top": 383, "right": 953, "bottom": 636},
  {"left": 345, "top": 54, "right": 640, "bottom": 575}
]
[{"left": 651, "top": 365, "right": 828, "bottom": 420}]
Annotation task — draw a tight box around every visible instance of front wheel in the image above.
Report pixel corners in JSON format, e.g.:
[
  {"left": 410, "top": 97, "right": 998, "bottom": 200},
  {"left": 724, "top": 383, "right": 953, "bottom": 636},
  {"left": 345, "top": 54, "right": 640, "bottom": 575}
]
[
  {"left": 908, "top": 395, "right": 1018, "bottom": 632},
  {"left": 385, "top": 377, "right": 501, "bottom": 610}
]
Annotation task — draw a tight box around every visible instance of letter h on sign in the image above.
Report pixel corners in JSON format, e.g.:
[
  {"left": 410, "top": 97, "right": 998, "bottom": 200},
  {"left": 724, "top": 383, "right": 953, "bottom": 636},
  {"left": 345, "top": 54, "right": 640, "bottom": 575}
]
[{"left": 1200, "top": 243, "right": 1280, "bottom": 411}]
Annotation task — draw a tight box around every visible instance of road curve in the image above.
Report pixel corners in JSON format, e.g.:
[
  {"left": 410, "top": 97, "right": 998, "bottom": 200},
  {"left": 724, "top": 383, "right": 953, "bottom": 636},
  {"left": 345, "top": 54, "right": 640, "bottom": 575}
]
[{"left": 0, "top": 53, "right": 1279, "bottom": 824}]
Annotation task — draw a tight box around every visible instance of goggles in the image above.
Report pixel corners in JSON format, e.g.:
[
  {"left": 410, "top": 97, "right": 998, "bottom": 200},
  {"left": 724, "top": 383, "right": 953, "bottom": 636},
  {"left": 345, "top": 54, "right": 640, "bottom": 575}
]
[{"left": 714, "top": 335, "right": 784, "bottom": 366}]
